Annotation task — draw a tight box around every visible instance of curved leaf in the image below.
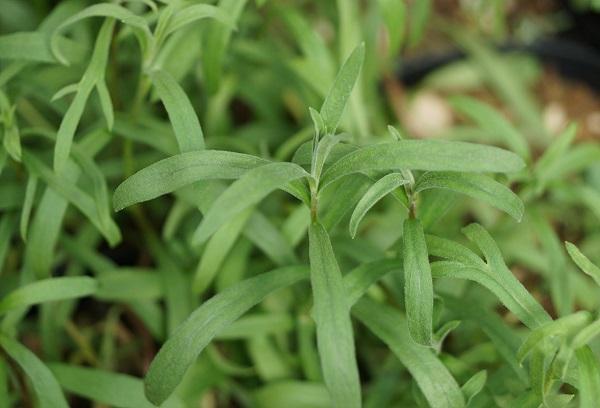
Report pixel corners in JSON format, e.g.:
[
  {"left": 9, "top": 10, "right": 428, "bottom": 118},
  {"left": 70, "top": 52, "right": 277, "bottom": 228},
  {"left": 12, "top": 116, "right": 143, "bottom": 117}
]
[
  {"left": 321, "top": 140, "right": 525, "bottom": 189},
  {"left": 308, "top": 222, "right": 361, "bottom": 408},
  {"left": 0, "top": 335, "right": 68, "bottom": 408},
  {"left": 565, "top": 242, "right": 600, "bottom": 287},
  {"left": 353, "top": 298, "right": 465, "bottom": 408},
  {"left": 113, "top": 150, "right": 268, "bottom": 211},
  {"left": 414, "top": 171, "right": 524, "bottom": 221},
  {"left": 192, "top": 162, "right": 309, "bottom": 245},
  {"left": 0, "top": 277, "right": 97, "bottom": 314},
  {"left": 349, "top": 173, "right": 407, "bottom": 238},
  {"left": 144, "top": 266, "right": 309, "bottom": 405},
  {"left": 150, "top": 69, "right": 205, "bottom": 152}
]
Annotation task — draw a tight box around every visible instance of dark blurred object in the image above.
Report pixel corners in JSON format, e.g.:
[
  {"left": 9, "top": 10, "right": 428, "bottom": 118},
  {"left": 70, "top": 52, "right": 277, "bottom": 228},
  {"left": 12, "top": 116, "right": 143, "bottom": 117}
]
[{"left": 560, "top": 0, "right": 600, "bottom": 51}]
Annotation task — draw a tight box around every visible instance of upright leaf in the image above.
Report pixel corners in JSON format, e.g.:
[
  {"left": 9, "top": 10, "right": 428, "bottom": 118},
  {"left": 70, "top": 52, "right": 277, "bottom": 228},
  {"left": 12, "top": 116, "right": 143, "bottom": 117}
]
[
  {"left": 0, "top": 335, "right": 68, "bottom": 408},
  {"left": 576, "top": 347, "right": 600, "bottom": 408},
  {"left": 353, "top": 299, "right": 465, "bottom": 408},
  {"left": 308, "top": 222, "right": 361, "bottom": 408},
  {"left": 151, "top": 69, "right": 205, "bottom": 152},
  {"left": 403, "top": 218, "right": 434, "bottom": 345},
  {"left": 319, "top": 43, "right": 365, "bottom": 134}
]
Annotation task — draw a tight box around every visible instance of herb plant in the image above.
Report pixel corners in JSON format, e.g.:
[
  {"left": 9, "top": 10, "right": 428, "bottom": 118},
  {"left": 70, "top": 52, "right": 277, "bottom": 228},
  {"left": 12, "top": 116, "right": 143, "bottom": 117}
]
[{"left": 1, "top": 1, "right": 600, "bottom": 407}]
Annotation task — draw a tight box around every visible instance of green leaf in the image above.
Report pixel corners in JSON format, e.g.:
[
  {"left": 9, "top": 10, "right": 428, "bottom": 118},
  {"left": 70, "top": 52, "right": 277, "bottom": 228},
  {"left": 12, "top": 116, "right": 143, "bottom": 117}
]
[
  {"left": 565, "top": 241, "right": 600, "bottom": 287},
  {"left": 319, "top": 42, "right": 365, "bottom": 134},
  {"left": 414, "top": 171, "right": 524, "bottom": 221},
  {"left": 22, "top": 150, "right": 121, "bottom": 246},
  {"left": 0, "top": 277, "right": 97, "bottom": 314},
  {"left": 113, "top": 150, "right": 268, "bottom": 211},
  {"left": 576, "top": 347, "right": 600, "bottom": 408},
  {"left": 96, "top": 269, "right": 162, "bottom": 301},
  {"left": 95, "top": 80, "right": 114, "bottom": 130},
  {"left": 192, "top": 162, "right": 309, "bottom": 245},
  {"left": 461, "top": 370, "right": 487, "bottom": 406},
  {"left": 344, "top": 259, "right": 400, "bottom": 306},
  {"left": 308, "top": 222, "right": 361, "bottom": 408},
  {"left": 378, "top": 0, "right": 406, "bottom": 57},
  {"left": 144, "top": 266, "right": 309, "bottom": 405},
  {"left": 19, "top": 174, "right": 37, "bottom": 241},
  {"left": 193, "top": 208, "right": 252, "bottom": 293},
  {"left": 450, "top": 95, "right": 529, "bottom": 159},
  {"left": 353, "top": 298, "right": 465, "bottom": 408},
  {"left": 253, "top": 381, "right": 331, "bottom": 408},
  {"left": 201, "top": 0, "right": 248, "bottom": 94},
  {"left": 312, "top": 133, "right": 351, "bottom": 182},
  {"left": 321, "top": 140, "right": 525, "bottom": 189},
  {"left": 50, "top": 364, "right": 183, "bottom": 408},
  {"left": 51, "top": 4, "right": 151, "bottom": 65},
  {"left": 431, "top": 224, "right": 552, "bottom": 329},
  {"left": 349, "top": 173, "right": 407, "bottom": 238},
  {"left": 403, "top": 218, "right": 434, "bottom": 345},
  {"left": 408, "top": 0, "right": 431, "bottom": 47},
  {"left": 517, "top": 311, "right": 591, "bottom": 363},
  {"left": 165, "top": 4, "right": 234, "bottom": 37},
  {"left": 0, "top": 334, "right": 68, "bottom": 408},
  {"left": 53, "top": 19, "right": 115, "bottom": 173},
  {"left": 150, "top": 69, "right": 205, "bottom": 152},
  {"left": 217, "top": 313, "right": 294, "bottom": 339}
]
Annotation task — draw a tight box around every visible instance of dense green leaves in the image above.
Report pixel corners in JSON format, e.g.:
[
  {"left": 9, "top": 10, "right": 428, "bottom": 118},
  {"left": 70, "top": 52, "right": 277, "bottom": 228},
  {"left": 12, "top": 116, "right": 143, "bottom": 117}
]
[
  {"left": 402, "top": 218, "right": 434, "bottom": 345},
  {"left": 144, "top": 266, "right": 309, "bottom": 405},
  {"left": 321, "top": 140, "right": 525, "bottom": 188},
  {"left": 308, "top": 222, "right": 361, "bottom": 407}
]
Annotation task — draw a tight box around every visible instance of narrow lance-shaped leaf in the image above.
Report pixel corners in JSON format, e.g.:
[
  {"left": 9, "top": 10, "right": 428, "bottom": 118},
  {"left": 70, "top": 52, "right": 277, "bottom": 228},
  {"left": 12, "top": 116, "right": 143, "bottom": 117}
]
[
  {"left": 150, "top": 69, "right": 205, "bottom": 152},
  {"left": 403, "top": 218, "right": 434, "bottom": 345},
  {"left": 165, "top": 3, "right": 235, "bottom": 36},
  {"left": 0, "top": 277, "right": 97, "bottom": 314},
  {"left": 414, "top": 171, "right": 524, "bottom": 221},
  {"left": 461, "top": 370, "right": 487, "bottom": 406},
  {"left": 53, "top": 19, "right": 115, "bottom": 173},
  {"left": 565, "top": 242, "right": 600, "bottom": 287},
  {"left": 349, "top": 173, "right": 408, "bottom": 238},
  {"left": 19, "top": 174, "right": 37, "bottom": 241},
  {"left": 113, "top": 150, "right": 269, "bottom": 211},
  {"left": 192, "top": 162, "right": 309, "bottom": 245},
  {"left": 23, "top": 151, "right": 121, "bottom": 246},
  {"left": 0, "top": 334, "right": 68, "bottom": 408},
  {"left": 319, "top": 42, "right": 365, "bottom": 134},
  {"left": 50, "top": 364, "right": 183, "bottom": 408},
  {"left": 308, "top": 222, "right": 361, "bottom": 408},
  {"left": 450, "top": 95, "right": 529, "bottom": 159},
  {"left": 353, "top": 298, "right": 465, "bottom": 408},
  {"left": 576, "top": 346, "right": 600, "bottom": 408},
  {"left": 144, "top": 266, "right": 309, "bottom": 405},
  {"left": 321, "top": 140, "right": 525, "bottom": 189},
  {"left": 431, "top": 224, "right": 552, "bottom": 329}
]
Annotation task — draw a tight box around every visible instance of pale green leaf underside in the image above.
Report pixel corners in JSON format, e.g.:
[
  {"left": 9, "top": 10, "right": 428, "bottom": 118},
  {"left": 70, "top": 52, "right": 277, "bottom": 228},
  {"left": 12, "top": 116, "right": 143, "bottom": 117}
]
[
  {"left": 565, "top": 242, "right": 600, "bottom": 287},
  {"left": 576, "top": 346, "right": 600, "bottom": 408},
  {"left": 349, "top": 173, "right": 407, "bottom": 238}
]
